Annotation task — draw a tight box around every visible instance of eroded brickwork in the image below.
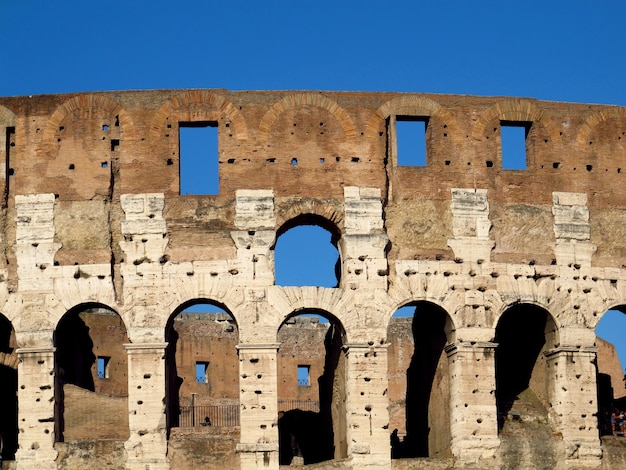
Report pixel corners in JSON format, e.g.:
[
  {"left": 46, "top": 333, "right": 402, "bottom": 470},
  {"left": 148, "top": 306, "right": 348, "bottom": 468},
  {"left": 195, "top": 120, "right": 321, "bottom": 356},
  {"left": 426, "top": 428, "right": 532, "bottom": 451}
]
[{"left": 1, "top": 89, "right": 626, "bottom": 469}]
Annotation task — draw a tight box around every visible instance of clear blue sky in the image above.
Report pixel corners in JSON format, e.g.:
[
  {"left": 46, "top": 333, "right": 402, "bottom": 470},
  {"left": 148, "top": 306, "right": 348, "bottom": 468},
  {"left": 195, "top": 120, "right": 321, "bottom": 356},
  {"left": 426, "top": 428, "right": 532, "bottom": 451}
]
[{"left": 2, "top": 1, "right": 626, "bottom": 367}]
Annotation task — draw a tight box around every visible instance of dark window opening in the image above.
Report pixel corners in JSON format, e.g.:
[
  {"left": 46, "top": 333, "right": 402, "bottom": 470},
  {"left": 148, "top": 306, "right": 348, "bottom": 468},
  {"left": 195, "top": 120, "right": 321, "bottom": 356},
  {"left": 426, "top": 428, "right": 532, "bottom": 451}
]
[
  {"left": 179, "top": 122, "right": 218, "bottom": 195},
  {"left": 396, "top": 117, "right": 428, "bottom": 167},
  {"left": 501, "top": 121, "right": 530, "bottom": 170}
]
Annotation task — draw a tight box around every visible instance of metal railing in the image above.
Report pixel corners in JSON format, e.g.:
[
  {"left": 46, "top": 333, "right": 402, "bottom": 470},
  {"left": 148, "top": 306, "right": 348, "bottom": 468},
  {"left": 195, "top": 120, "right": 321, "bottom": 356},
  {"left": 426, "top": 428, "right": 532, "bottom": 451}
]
[
  {"left": 278, "top": 399, "right": 319, "bottom": 413},
  {"left": 178, "top": 404, "right": 240, "bottom": 427},
  {"left": 177, "top": 399, "right": 320, "bottom": 428}
]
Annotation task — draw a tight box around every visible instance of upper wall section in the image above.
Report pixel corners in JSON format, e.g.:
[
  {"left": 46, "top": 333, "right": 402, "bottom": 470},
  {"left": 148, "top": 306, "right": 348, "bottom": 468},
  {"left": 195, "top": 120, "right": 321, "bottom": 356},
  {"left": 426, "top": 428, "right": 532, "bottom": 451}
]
[
  {"left": 1, "top": 90, "right": 625, "bottom": 205},
  {"left": 1, "top": 90, "right": 626, "bottom": 266}
]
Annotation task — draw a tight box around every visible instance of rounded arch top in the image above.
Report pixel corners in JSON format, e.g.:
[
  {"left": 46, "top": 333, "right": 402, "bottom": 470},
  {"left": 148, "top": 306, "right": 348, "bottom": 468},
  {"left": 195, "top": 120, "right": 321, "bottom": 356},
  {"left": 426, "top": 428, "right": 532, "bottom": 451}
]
[
  {"left": 387, "top": 299, "right": 457, "bottom": 342},
  {"left": 258, "top": 93, "right": 357, "bottom": 143},
  {"left": 53, "top": 302, "right": 125, "bottom": 331},
  {"left": 165, "top": 297, "right": 239, "bottom": 331},
  {"left": 151, "top": 90, "right": 248, "bottom": 141},
  {"left": 276, "top": 200, "right": 344, "bottom": 234},
  {"left": 492, "top": 301, "right": 560, "bottom": 347},
  {"left": 42, "top": 94, "right": 134, "bottom": 144},
  {"left": 471, "top": 98, "right": 560, "bottom": 142},
  {"left": 365, "top": 95, "right": 458, "bottom": 140},
  {"left": 575, "top": 106, "right": 626, "bottom": 146}
]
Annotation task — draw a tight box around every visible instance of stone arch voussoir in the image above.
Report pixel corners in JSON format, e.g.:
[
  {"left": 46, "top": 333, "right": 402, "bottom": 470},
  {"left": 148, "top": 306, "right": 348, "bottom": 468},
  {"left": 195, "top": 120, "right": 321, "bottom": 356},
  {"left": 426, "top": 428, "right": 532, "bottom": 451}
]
[
  {"left": 576, "top": 106, "right": 626, "bottom": 146},
  {"left": 365, "top": 95, "right": 458, "bottom": 143},
  {"left": 471, "top": 99, "right": 559, "bottom": 142},
  {"left": 42, "top": 94, "right": 134, "bottom": 145},
  {"left": 164, "top": 276, "right": 246, "bottom": 328},
  {"left": 276, "top": 199, "right": 344, "bottom": 233},
  {"left": 258, "top": 93, "right": 357, "bottom": 144},
  {"left": 152, "top": 90, "right": 248, "bottom": 142}
]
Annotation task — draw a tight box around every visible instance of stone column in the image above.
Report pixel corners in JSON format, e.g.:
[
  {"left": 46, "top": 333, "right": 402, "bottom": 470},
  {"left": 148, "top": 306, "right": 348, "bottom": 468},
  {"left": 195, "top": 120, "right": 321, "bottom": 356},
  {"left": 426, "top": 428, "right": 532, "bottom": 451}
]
[
  {"left": 545, "top": 346, "right": 602, "bottom": 466},
  {"left": 236, "top": 344, "right": 280, "bottom": 470},
  {"left": 344, "top": 343, "right": 391, "bottom": 470},
  {"left": 124, "top": 342, "right": 169, "bottom": 470},
  {"left": 15, "top": 347, "right": 57, "bottom": 470},
  {"left": 446, "top": 341, "right": 499, "bottom": 462}
]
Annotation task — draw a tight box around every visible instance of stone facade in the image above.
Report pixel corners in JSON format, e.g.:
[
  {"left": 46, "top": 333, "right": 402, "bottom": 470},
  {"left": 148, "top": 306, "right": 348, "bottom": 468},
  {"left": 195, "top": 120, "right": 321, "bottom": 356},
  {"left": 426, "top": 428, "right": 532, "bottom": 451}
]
[{"left": 1, "top": 89, "right": 626, "bottom": 468}]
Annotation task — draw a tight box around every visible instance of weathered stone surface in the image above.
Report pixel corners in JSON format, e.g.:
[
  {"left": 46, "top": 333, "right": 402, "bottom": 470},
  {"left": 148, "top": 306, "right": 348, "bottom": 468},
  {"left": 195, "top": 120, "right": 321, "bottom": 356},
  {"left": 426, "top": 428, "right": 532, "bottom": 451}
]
[{"left": 2, "top": 89, "right": 626, "bottom": 469}]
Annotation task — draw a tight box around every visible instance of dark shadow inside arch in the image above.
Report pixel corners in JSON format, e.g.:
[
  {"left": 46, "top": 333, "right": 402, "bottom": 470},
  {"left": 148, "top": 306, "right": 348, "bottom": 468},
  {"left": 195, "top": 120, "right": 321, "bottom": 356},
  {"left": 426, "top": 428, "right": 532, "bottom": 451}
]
[
  {"left": 495, "top": 304, "right": 552, "bottom": 430},
  {"left": 0, "top": 314, "right": 17, "bottom": 461},
  {"left": 274, "top": 214, "right": 341, "bottom": 288},
  {"left": 54, "top": 303, "right": 129, "bottom": 442},
  {"left": 165, "top": 300, "right": 239, "bottom": 438},
  {"left": 277, "top": 310, "right": 347, "bottom": 465},
  {"left": 388, "top": 302, "right": 451, "bottom": 459}
]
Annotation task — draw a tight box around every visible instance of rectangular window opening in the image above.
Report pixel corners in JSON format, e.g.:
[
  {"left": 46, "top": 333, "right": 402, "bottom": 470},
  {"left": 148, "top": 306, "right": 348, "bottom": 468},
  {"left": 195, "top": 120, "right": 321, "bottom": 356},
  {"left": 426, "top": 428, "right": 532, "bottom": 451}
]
[
  {"left": 196, "top": 361, "right": 209, "bottom": 383},
  {"left": 297, "top": 365, "right": 310, "bottom": 386},
  {"left": 396, "top": 117, "right": 428, "bottom": 167},
  {"left": 501, "top": 121, "right": 529, "bottom": 170},
  {"left": 97, "top": 356, "right": 110, "bottom": 379},
  {"left": 179, "top": 122, "right": 219, "bottom": 195}
]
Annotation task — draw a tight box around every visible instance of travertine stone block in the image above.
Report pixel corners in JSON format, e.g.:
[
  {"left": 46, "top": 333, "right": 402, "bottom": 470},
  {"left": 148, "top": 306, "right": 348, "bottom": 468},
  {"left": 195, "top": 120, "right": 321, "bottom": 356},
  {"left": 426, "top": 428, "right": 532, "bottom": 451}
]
[
  {"left": 15, "top": 347, "right": 57, "bottom": 470},
  {"left": 447, "top": 341, "right": 499, "bottom": 462},
  {"left": 124, "top": 343, "right": 169, "bottom": 470},
  {"left": 237, "top": 344, "right": 280, "bottom": 470}
]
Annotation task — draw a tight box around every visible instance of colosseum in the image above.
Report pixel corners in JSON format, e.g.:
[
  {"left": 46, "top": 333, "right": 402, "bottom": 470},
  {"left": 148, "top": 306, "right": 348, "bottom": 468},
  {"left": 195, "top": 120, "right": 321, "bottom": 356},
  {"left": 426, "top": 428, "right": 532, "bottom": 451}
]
[{"left": 1, "top": 89, "right": 626, "bottom": 469}]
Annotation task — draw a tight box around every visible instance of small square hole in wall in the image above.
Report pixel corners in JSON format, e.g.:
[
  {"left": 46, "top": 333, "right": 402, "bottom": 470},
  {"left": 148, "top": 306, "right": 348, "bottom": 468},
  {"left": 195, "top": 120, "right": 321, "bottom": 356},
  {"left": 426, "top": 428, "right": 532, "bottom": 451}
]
[
  {"left": 501, "top": 121, "right": 530, "bottom": 170},
  {"left": 298, "top": 365, "right": 310, "bottom": 386},
  {"left": 97, "top": 356, "right": 111, "bottom": 379},
  {"left": 180, "top": 122, "right": 218, "bottom": 195},
  {"left": 196, "top": 361, "right": 209, "bottom": 383}
]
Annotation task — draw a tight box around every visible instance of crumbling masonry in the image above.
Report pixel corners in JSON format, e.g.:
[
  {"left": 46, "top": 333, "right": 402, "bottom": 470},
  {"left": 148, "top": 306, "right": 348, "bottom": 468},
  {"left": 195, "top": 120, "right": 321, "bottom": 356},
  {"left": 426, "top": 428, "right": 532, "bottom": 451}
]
[{"left": 1, "top": 89, "right": 626, "bottom": 469}]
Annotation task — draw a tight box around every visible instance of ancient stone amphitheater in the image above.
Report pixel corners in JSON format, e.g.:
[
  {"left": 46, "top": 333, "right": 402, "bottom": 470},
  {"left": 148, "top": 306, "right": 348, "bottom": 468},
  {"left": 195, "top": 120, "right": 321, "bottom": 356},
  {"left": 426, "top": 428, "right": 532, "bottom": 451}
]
[{"left": 1, "top": 89, "right": 626, "bottom": 469}]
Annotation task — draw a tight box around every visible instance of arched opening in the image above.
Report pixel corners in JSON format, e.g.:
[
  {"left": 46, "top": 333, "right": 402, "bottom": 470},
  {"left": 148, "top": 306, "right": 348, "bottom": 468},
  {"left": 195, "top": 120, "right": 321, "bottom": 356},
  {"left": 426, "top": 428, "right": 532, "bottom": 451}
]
[
  {"left": 275, "top": 215, "right": 341, "bottom": 288},
  {"left": 165, "top": 300, "right": 239, "bottom": 436},
  {"left": 54, "top": 304, "right": 129, "bottom": 442},
  {"left": 495, "top": 303, "right": 557, "bottom": 431},
  {"left": 277, "top": 310, "right": 347, "bottom": 465},
  {"left": 387, "top": 302, "right": 452, "bottom": 459},
  {"left": 0, "top": 314, "right": 18, "bottom": 462},
  {"left": 595, "top": 308, "right": 626, "bottom": 436}
]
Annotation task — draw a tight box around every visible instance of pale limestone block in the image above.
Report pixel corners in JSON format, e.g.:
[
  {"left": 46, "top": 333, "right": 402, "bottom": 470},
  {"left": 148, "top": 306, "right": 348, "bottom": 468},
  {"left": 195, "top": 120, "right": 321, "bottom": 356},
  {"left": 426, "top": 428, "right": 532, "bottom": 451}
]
[
  {"left": 234, "top": 190, "right": 275, "bottom": 230},
  {"left": 553, "top": 191, "right": 587, "bottom": 206}
]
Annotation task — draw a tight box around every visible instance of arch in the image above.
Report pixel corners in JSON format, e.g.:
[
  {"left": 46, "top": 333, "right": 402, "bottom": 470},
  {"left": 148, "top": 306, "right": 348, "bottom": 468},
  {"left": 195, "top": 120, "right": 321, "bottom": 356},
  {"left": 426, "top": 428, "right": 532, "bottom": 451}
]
[
  {"left": 258, "top": 93, "right": 357, "bottom": 144},
  {"left": 365, "top": 95, "right": 458, "bottom": 143},
  {"left": 150, "top": 90, "right": 248, "bottom": 141},
  {"left": 41, "top": 94, "right": 135, "bottom": 145},
  {"left": 494, "top": 303, "right": 557, "bottom": 431},
  {"left": 277, "top": 308, "right": 347, "bottom": 465},
  {"left": 164, "top": 299, "right": 240, "bottom": 435},
  {"left": 387, "top": 301, "right": 453, "bottom": 458},
  {"left": 276, "top": 201, "right": 344, "bottom": 232},
  {"left": 54, "top": 303, "right": 129, "bottom": 442},
  {"left": 275, "top": 214, "right": 342, "bottom": 289},
  {"left": 576, "top": 106, "right": 626, "bottom": 146},
  {"left": 471, "top": 98, "right": 560, "bottom": 142}
]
